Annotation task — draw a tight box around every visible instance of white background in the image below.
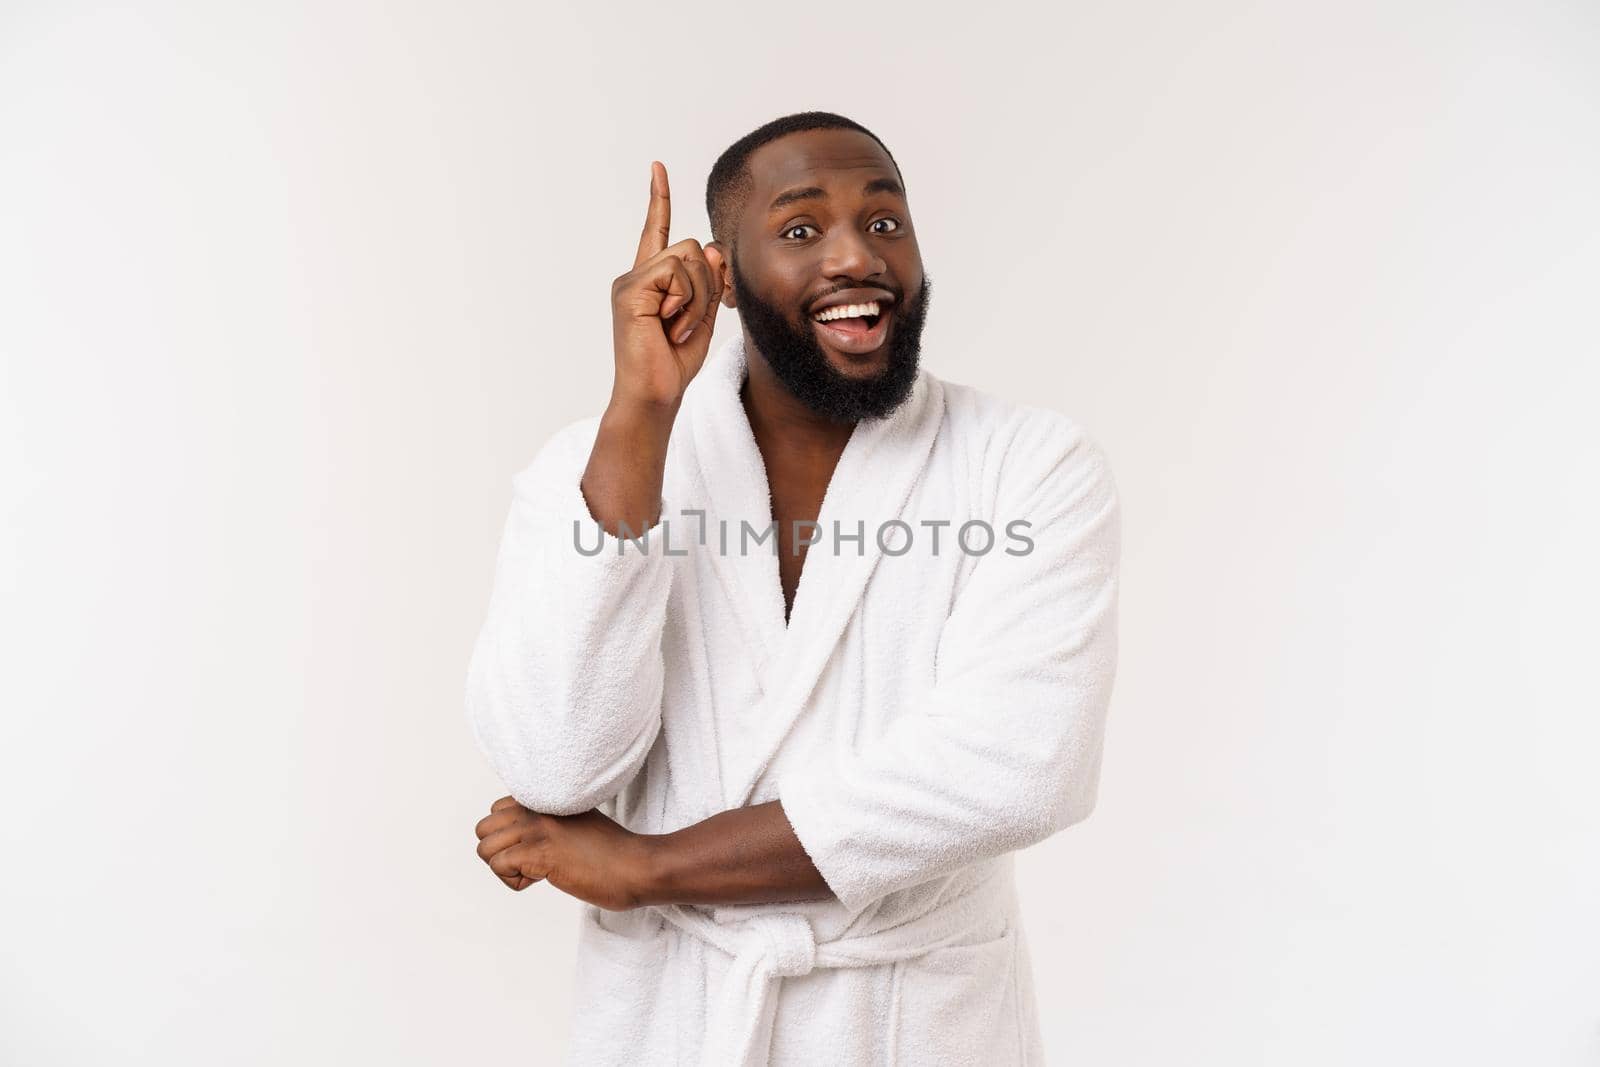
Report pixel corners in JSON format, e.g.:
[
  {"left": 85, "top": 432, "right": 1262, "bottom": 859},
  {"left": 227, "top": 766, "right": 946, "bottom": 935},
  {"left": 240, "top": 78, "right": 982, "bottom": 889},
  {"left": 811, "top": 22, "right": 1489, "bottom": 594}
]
[{"left": 3, "top": 2, "right": 1597, "bottom": 1063}]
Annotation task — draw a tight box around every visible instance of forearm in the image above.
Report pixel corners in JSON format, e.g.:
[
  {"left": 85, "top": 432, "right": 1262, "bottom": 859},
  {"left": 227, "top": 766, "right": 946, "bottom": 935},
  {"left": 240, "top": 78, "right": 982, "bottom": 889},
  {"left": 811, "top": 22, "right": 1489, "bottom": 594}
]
[
  {"left": 581, "top": 398, "right": 679, "bottom": 535},
  {"left": 633, "top": 800, "right": 834, "bottom": 908}
]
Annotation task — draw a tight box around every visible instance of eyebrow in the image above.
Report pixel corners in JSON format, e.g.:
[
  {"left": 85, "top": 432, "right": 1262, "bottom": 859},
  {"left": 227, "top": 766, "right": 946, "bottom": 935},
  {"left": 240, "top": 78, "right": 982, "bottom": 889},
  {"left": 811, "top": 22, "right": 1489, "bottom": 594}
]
[{"left": 767, "top": 176, "right": 905, "bottom": 213}]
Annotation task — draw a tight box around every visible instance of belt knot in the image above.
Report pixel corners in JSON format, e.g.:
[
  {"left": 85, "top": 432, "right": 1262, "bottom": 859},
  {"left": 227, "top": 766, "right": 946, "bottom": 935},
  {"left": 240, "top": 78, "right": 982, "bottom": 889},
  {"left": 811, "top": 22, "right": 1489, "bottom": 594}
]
[{"left": 743, "top": 913, "right": 816, "bottom": 979}]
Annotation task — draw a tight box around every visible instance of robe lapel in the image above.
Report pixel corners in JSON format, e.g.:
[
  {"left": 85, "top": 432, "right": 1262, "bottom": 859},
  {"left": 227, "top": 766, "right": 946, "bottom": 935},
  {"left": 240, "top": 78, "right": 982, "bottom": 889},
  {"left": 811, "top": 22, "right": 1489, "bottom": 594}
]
[
  {"left": 682, "top": 334, "right": 790, "bottom": 698},
  {"left": 681, "top": 332, "right": 947, "bottom": 810}
]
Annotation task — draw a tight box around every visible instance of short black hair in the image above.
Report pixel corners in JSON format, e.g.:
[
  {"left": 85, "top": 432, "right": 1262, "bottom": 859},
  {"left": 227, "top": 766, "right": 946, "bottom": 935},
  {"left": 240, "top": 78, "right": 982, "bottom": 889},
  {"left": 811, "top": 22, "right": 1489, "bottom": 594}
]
[{"left": 704, "top": 111, "right": 903, "bottom": 250}]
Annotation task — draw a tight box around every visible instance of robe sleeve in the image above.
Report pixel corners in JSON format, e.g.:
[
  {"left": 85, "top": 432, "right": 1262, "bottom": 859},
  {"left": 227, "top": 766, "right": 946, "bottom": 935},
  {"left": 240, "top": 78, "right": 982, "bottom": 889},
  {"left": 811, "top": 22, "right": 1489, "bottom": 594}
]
[
  {"left": 776, "top": 411, "right": 1121, "bottom": 913},
  {"left": 464, "top": 415, "right": 676, "bottom": 815}
]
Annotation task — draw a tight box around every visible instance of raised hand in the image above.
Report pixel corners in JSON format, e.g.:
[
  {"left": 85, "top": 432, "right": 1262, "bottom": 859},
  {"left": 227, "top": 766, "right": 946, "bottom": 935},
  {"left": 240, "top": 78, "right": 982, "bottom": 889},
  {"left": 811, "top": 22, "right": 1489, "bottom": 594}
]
[{"left": 609, "top": 161, "right": 727, "bottom": 410}]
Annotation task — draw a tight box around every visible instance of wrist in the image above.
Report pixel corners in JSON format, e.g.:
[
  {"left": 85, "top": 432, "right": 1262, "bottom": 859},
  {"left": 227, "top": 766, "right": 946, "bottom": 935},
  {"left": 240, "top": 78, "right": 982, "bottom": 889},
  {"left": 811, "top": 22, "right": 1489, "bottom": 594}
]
[
  {"left": 603, "top": 389, "right": 681, "bottom": 435},
  {"left": 623, "top": 831, "right": 675, "bottom": 909},
  {"left": 584, "top": 401, "right": 677, "bottom": 533}
]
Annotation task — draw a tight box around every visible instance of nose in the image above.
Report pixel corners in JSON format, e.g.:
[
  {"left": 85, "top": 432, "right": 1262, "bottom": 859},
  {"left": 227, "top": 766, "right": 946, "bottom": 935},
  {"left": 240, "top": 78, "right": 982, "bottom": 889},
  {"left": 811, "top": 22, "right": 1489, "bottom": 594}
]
[{"left": 819, "top": 225, "right": 887, "bottom": 282}]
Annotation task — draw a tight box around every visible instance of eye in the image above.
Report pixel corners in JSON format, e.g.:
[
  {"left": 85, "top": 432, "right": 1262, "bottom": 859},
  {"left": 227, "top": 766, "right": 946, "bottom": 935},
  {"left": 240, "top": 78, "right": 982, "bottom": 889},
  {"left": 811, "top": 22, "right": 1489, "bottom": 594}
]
[
  {"left": 782, "top": 223, "right": 818, "bottom": 240},
  {"left": 870, "top": 217, "right": 901, "bottom": 234}
]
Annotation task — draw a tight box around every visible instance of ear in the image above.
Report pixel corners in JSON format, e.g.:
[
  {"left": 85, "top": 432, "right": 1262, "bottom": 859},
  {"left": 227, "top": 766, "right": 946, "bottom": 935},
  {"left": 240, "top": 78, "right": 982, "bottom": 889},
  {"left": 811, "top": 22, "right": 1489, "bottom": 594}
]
[{"left": 706, "top": 240, "right": 737, "bottom": 308}]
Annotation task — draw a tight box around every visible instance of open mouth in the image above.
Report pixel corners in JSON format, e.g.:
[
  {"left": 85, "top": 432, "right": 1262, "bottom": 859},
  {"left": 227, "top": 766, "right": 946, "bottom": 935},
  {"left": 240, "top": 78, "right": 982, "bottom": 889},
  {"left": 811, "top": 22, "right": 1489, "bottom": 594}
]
[{"left": 811, "top": 300, "right": 890, "bottom": 356}]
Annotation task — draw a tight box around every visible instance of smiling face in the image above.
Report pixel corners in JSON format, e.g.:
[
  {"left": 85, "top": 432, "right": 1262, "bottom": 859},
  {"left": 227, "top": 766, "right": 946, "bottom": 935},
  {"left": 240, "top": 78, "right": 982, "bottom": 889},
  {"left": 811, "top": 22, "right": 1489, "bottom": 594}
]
[{"left": 721, "top": 127, "right": 932, "bottom": 421}]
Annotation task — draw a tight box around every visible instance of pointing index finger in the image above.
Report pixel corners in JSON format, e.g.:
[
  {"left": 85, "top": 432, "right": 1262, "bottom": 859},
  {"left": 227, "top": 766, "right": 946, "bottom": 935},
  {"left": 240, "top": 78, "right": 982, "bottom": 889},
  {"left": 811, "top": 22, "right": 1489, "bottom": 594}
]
[{"left": 634, "top": 161, "right": 671, "bottom": 269}]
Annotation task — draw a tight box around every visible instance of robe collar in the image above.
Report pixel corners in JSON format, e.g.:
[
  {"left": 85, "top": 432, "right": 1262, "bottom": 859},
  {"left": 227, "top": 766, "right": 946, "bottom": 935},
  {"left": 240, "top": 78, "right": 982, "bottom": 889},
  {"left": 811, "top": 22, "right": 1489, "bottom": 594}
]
[{"left": 677, "top": 331, "right": 946, "bottom": 809}]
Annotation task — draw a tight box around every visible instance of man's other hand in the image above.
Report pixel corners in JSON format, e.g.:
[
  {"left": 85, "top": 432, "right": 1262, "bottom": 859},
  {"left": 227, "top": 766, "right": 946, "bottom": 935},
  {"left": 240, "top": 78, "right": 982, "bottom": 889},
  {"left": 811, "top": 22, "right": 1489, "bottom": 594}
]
[{"left": 474, "top": 796, "right": 657, "bottom": 912}]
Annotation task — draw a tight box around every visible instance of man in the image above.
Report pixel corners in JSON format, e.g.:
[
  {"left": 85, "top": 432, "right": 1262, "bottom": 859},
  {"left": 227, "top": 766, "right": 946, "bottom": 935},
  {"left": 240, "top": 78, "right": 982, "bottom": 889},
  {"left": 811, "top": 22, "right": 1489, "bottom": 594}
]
[{"left": 466, "top": 111, "right": 1120, "bottom": 1066}]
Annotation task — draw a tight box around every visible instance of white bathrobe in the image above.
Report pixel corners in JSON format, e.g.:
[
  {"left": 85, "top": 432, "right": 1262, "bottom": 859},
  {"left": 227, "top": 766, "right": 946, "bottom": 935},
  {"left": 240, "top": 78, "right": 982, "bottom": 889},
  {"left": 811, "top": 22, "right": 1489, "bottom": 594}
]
[{"left": 465, "top": 331, "right": 1120, "bottom": 1066}]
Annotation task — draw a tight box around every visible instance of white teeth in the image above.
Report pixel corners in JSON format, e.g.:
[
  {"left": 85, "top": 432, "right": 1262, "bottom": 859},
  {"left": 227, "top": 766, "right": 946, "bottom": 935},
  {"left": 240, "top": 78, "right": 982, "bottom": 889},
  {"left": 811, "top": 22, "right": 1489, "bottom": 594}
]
[{"left": 812, "top": 300, "right": 881, "bottom": 323}]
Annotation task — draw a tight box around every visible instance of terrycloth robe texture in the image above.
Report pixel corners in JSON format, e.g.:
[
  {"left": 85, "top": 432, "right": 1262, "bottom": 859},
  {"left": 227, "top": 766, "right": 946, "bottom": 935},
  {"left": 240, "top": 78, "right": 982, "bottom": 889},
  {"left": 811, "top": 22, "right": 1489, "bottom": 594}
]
[{"left": 465, "top": 331, "right": 1120, "bottom": 1065}]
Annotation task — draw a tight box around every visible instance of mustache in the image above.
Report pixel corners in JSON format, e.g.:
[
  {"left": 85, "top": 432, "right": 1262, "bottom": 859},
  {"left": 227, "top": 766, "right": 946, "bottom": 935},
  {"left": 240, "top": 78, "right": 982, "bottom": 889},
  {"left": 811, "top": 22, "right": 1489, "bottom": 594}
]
[{"left": 804, "top": 285, "right": 903, "bottom": 311}]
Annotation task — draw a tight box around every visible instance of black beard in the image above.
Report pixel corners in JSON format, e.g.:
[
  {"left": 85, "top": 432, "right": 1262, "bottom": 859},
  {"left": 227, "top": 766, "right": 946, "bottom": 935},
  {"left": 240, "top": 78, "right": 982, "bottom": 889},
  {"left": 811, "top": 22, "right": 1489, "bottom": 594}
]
[{"left": 732, "top": 267, "right": 932, "bottom": 423}]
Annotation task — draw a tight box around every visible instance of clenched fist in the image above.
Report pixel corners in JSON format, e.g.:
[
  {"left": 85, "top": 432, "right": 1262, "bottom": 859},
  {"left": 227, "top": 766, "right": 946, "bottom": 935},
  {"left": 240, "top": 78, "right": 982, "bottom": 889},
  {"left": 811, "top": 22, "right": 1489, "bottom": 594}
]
[
  {"left": 474, "top": 796, "right": 659, "bottom": 912},
  {"left": 609, "top": 161, "right": 727, "bottom": 410}
]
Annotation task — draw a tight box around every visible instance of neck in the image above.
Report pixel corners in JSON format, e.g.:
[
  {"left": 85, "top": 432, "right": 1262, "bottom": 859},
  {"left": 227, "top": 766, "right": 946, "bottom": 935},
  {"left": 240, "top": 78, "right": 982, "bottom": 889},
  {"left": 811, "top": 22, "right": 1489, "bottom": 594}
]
[{"left": 739, "top": 330, "right": 856, "bottom": 465}]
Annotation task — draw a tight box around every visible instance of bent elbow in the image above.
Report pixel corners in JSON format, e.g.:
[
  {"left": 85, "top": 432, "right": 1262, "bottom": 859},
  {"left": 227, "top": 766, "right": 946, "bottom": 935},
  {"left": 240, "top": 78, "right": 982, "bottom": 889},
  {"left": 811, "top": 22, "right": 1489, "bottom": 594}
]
[
  {"left": 467, "top": 732, "right": 641, "bottom": 816},
  {"left": 1000, "top": 736, "right": 1104, "bottom": 850},
  {"left": 1044, "top": 749, "right": 1104, "bottom": 838},
  {"left": 504, "top": 775, "right": 616, "bottom": 818},
  {"left": 1002, "top": 784, "right": 1097, "bottom": 854},
  {"left": 1038, "top": 695, "right": 1110, "bottom": 839},
  {"left": 499, "top": 727, "right": 659, "bottom": 814},
  {"left": 1053, "top": 782, "right": 1099, "bottom": 833},
  {"left": 464, "top": 669, "right": 661, "bottom": 816}
]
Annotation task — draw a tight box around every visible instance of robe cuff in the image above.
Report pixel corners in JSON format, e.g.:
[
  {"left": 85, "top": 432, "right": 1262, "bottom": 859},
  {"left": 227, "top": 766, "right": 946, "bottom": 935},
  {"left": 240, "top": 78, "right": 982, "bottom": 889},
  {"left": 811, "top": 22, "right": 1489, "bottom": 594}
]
[
  {"left": 777, "top": 772, "right": 879, "bottom": 914},
  {"left": 518, "top": 427, "right": 683, "bottom": 563}
]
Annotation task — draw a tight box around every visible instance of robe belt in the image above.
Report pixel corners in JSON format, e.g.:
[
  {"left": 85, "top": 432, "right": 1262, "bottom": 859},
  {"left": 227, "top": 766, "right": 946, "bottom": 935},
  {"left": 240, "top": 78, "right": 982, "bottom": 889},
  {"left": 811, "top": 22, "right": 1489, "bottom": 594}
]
[{"left": 649, "top": 863, "right": 1017, "bottom": 1067}]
